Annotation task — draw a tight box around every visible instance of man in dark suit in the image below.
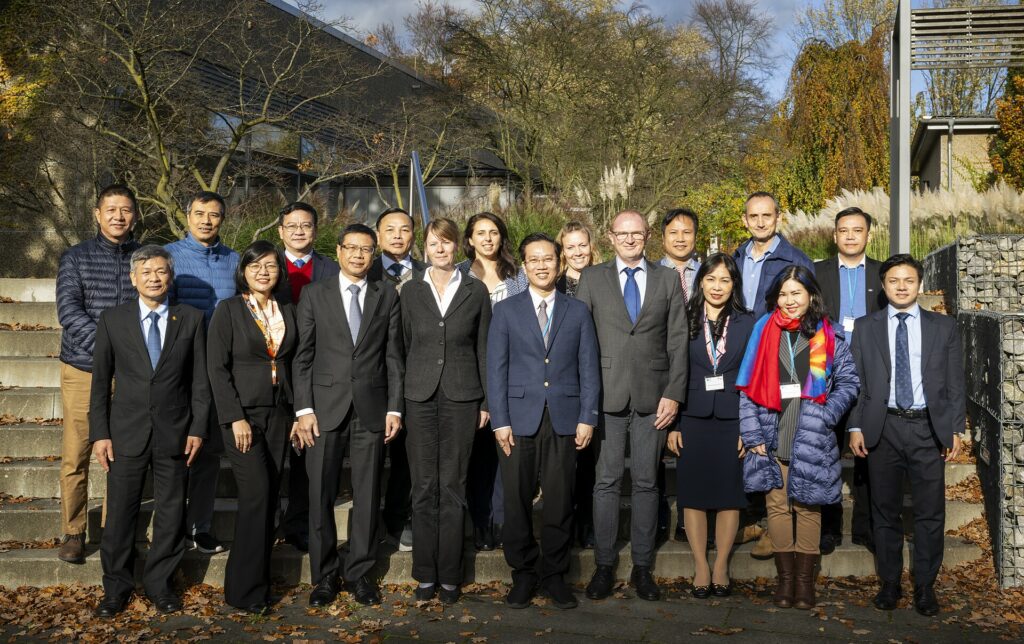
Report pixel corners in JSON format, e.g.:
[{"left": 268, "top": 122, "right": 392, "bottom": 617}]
[
  {"left": 366, "top": 207, "right": 427, "bottom": 552},
  {"left": 292, "top": 223, "right": 404, "bottom": 607},
  {"left": 89, "top": 245, "right": 209, "bottom": 618},
  {"left": 274, "top": 201, "right": 340, "bottom": 553},
  {"left": 576, "top": 210, "right": 688, "bottom": 602},
  {"left": 849, "top": 254, "right": 965, "bottom": 617},
  {"left": 489, "top": 232, "right": 601, "bottom": 610},
  {"left": 814, "top": 206, "right": 887, "bottom": 555}
]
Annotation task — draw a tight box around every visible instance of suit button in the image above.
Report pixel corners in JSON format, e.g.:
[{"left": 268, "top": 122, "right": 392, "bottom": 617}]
[
  {"left": 437, "top": 359, "right": 444, "bottom": 365},
  {"left": 544, "top": 381, "right": 549, "bottom": 387},
  {"left": 544, "top": 358, "right": 550, "bottom": 364},
  {"left": 438, "top": 321, "right": 444, "bottom": 327}
]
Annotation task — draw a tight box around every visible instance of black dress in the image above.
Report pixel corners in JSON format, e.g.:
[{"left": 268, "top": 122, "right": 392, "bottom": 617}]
[{"left": 676, "top": 310, "right": 755, "bottom": 510}]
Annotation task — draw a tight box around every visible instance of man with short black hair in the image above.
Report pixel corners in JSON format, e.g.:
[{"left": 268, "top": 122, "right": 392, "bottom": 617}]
[{"left": 660, "top": 208, "right": 700, "bottom": 299}]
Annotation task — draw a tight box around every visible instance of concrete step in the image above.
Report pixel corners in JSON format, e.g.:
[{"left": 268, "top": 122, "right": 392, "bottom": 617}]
[
  {"left": 0, "top": 424, "right": 62, "bottom": 457},
  {"left": 0, "top": 278, "right": 56, "bottom": 302},
  {"left": 0, "top": 387, "right": 62, "bottom": 420},
  {"left": 0, "top": 357, "right": 60, "bottom": 387},
  {"left": 0, "top": 330, "right": 60, "bottom": 357},
  {"left": 0, "top": 536, "right": 982, "bottom": 588},
  {"left": 0, "top": 302, "right": 59, "bottom": 328}
]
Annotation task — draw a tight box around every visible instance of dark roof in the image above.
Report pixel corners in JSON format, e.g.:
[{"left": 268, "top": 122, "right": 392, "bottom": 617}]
[{"left": 910, "top": 116, "right": 999, "bottom": 174}]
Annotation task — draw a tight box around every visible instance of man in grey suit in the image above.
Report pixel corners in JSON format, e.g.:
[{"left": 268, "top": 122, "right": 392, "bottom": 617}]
[
  {"left": 292, "top": 223, "right": 405, "bottom": 608},
  {"left": 576, "top": 210, "right": 688, "bottom": 602}
]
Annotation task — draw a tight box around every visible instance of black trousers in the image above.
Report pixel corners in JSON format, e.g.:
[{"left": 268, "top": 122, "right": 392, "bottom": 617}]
[
  {"left": 573, "top": 443, "right": 595, "bottom": 534},
  {"left": 405, "top": 390, "right": 479, "bottom": 585},
  {"left": 868, "top": 413, "right": 946, "bottom": 586},
  {"left": 468, "top": 424, "right": 504, "bottom": 529},
  {"left": 821, "top": 412, "right": 872, "bottom": 540},
  {"left": 381, "top": 429, "right": 413, "bottom": 536},
  {"left": 281, "top": 438, "right": 309, "bottom": 540},
  {"left": 307, "top": 407, "right": 384, "bottom": 584},
  {"left": 100, "top": 442, "right": 187, "bottom": 601},
  {"left": 222, "top": 401, "right": 290, "bottom": 608},
  {"left": 500, "top": 408, "right": 576, "bottom": 584}
]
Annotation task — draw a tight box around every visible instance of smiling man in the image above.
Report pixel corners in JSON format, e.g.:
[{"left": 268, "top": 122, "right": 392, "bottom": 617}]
[
  {"left": 659, "top": 208, "right": 701, "bottom": 300},
  {"left": 368, "top": 207, "right": 427, "bottom": 288}
]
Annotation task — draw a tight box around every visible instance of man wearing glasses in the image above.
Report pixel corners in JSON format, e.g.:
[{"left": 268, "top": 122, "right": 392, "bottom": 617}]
[{"left": 576, "top": 211, "right": 688, "bottom": 602}]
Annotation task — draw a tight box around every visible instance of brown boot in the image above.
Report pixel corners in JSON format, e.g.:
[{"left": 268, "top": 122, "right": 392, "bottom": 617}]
[
  {"left": 793, "top": 552, "right": 818, "bottom": 610},
  {"left": 57, "top": 533, "right": 86, "bottom": 564},
  {"left": 772, "top": 552, "right": 795, "bottom": 608}
]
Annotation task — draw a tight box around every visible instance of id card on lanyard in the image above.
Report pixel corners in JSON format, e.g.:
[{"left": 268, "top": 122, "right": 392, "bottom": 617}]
[
  {"left": 842, "top": 265, "right": 859, "bottom": 335},
  {"left": 704, "top": 314, "right": 729, "bottom": 391}
]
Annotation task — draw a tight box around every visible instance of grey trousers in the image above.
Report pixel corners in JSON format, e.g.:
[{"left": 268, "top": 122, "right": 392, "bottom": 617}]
[{"left": 593, "top": 409, "right": 664, "bottom": 568}]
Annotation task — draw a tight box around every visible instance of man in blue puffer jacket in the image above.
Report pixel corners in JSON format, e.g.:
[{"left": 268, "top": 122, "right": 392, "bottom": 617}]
[
  {"left": 55, "top": 184, "right": 141, "bottom": 564},
  {"left": 165, "top": 191, "right": 238, "bottom": 554}
]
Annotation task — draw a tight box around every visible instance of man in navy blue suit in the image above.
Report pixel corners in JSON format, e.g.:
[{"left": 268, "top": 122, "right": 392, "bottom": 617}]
[{"left": 488, "top": 232, "right": 601, "bottom": 611}]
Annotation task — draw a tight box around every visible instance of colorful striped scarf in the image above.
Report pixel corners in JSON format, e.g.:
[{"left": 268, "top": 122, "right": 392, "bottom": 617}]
[{"left": 736, "top": 309, "right": 835, "bottom": 412}]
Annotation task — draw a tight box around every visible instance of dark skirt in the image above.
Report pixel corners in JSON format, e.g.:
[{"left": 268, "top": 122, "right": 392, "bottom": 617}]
[{"left": 676, "top": 415, "right": 746, "bottom": 510}]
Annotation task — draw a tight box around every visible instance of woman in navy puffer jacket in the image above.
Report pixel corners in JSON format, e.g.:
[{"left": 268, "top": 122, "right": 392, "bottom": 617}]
[{"left": 736, "top": 266, "right": 858, "bottom": 612}]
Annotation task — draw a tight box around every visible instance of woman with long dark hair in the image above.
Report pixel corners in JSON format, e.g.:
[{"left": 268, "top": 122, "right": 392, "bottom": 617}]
[
  {"left": 666, "top": 253, "right": 753, "bottom": 598},
  {"left": 736, "top": 265, "right": 858, "bottom": 610}
]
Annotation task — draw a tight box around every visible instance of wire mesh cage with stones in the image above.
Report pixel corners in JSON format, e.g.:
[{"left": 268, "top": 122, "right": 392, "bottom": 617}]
[
  {"left": 959, "top": 312, "right": 1024, "bottom": 423},
  {"left": 924, "top": 235, "right": 1024, "bottom": 317}
]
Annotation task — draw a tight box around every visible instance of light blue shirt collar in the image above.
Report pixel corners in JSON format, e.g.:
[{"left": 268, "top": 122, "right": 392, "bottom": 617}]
[
  {"left": 887, "top": 303, "right": 921, "bottom": 320},
  {"left": 615, "top": 256, "right": 647, "bottom": 274},
  {"left": 138, "top": 298, "right": 169, "bottom": 321},
  {"left": 744, "top": 235, "right": 780, "bottom": 260}
]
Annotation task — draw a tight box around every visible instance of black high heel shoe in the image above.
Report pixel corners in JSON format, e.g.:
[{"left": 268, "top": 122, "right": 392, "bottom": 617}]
[
  {"left": 711, "top": 582, "right": 732, "bottom": 597},
  {"left": 691, "top": 584, "right": 711, "bottom": 599}
]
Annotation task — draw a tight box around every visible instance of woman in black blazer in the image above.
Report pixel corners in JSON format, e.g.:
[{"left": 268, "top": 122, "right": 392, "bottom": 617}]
[
  {"left": 401, "top": 217, "right": 491, "bottom": 604},
  {"left": 666, "top": 253, "right": 754, "bottom": 599},
  {"left": 207, "top": 240, "right": 297, "bottom": 615}
]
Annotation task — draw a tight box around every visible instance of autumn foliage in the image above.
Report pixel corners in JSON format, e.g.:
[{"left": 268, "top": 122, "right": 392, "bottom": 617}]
[{"left": 990, "top": 73, "right": 1024, "bottom": 190}]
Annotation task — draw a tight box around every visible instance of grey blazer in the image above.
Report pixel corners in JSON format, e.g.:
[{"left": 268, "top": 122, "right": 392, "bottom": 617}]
[{"left": 576, "top": 259, "right": 688, "bottom": 414}]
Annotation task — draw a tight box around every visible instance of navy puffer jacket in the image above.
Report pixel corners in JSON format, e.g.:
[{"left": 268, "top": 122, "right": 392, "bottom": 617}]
[
  {"left": 56, "top": 234, "right": 140, "bottom": 372},
  {"left": 164, "top": 234, "right": 238, "bottom": 324},
  {"left": 738, "top": 334, "right": 859, "bottom": 506}
]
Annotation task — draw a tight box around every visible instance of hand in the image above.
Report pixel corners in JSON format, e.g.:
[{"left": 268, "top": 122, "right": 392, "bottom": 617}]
[
  {"left": 737, "top": 437, "right": 746, "bottom": 459},
  {"left": 384, "top": 414, "right": 402, "bottom": 444},
  {"left": 232, "top": 419, "right": 253, "bottom": 453},
  {"left": 93, "top": 439, "right": 114, "bottom": 473},
  {"left": 289, "top": 421, "right": 303, "bottom": 451},
  {"left": 666, "top": 430, "right": 682, "bottom": 456},
  {"left": 653, "top": 397, "right": 679, "bottom": 430},
  {"left": 184, "top": 436, "right": 203, "bottom": 467},
  {"left": 944, "top": 433, "right": 963, "bottom": 462},
  {"left": 575, "top": 423, "right": 593, "bottom": 450},
  {"left": 494, "top": 427, "right": 514, "bottom": 456},
  {"left": 749, "top": 443, "right": 767, "bottom": 457},
  {"left": 478, "top": 410, "right": 490, "bottom": 429},
  {"left": 296, "top": 413, "right": 319, "bottom": 448},
  {"left": 849, "top": 432, "right": 868, "bottom": 458}
]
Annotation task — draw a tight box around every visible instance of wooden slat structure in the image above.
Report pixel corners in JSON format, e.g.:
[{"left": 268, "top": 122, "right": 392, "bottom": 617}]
[{"left": 911, "top": 5, "right": 1024, "bottom": 70}]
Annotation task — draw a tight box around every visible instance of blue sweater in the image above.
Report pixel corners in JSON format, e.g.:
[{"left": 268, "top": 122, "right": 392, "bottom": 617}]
[{"left": 164, "top": 234, "right": 239, "bottom": 324}]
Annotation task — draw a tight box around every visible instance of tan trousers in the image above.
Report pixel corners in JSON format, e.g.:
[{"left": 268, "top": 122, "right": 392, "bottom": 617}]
[
  {"left": 766, "top": 460, "right": 821, "bottom": 555},
  {"left": 59, "top": 363, "right": 92, "bottom": 535}
]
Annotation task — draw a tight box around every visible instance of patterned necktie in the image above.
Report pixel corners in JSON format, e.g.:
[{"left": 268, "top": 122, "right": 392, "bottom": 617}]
[
  {"left": 293, "top": 258, "right": 305, "bottom": 268},
  {"left": 623, "top": 267, "right": 641, "bottom": 324},
  {"left": 678, "top": 267, "right": 690, "bottom": 301},
  {"left": 146, "top": 311, "right": 162, "bottom": 370},
  {"left": 348, "top": 284, "right": 362, "bottom": 344},
  {"left": 895, "top": 312, "right": 913, "bottom": 409},
  {"left": 537, "top": 300, "right": 549, "bottom": 348},
  {"left": 388, "top": 263, "right": 404, "bottom": 279}
]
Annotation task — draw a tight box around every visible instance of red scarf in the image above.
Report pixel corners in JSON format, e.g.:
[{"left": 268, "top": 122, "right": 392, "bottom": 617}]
[{"left": 736, "top": 309, "right": 805, "bottom": 412}]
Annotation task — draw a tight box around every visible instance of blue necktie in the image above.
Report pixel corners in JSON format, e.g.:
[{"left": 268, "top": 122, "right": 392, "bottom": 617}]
[
  {"left": 293, "top": 258, "right": 305, "bottom": 268},
  {"left": 348, "top": 284, "right": 362, "bottom": 345},
  {"left": 895, "top": 312, "right": 913, "bottom": 409},
  {"left": 146, "top": 311, "right": 162, "bottom": 370},
  {"left": 388, "top": 263, "right": 404, "bottom": 278},
  {"left": 623, "top": 267, "right": 641, "bottom": 324}
]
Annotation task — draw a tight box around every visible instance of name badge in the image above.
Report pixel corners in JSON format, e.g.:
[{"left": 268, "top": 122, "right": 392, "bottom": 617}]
[
  {"left": 705, "top": 375, "right": 725, "bottom": 391},
  {"left": 780, "top": 383, "right": 802, "bottom": 399},
  {"left": 843, "top": 317, "right": 856, "bottom": 334}
]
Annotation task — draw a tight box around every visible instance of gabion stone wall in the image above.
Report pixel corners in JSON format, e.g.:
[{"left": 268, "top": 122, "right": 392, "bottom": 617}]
[{"left": 924, "top": 235, "right": 1024, "bottom": 316}]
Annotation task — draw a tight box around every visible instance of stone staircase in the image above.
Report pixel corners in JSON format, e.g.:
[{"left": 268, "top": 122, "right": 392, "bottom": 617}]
[{"left": 0, "top": 278, "right": 984, "bottom": 587}]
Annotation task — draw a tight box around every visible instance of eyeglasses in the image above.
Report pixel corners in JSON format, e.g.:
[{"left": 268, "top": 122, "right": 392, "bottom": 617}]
[
  {"left": 245, "top": 262, "right": 280, "bottom": 273},
  {"left": 525, "top": 256, "right": 557, "bottom": 267},
  {"left": 282, "top": 223, "right": 314, "bottom": 233},
  {"left": 340, "top": 244, "right": 374, "bottom": 255},
  {"left": 611, "top": 231, "right": 646, "bottom": 241}
]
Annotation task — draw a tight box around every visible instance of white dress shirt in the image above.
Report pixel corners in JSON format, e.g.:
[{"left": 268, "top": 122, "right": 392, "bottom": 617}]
[
  {"left": 615, "top": 256, "right": 648, "bottom": 308},
  {"left": 529, "top": 288, "right": 556, "bottom": 326},
  {"left": 424, "top": 267, "right": 462, "bottom": 315},
  {"left": 285, "top": 250, "right": 313, "bottom": 266},
  {"left": 139, "top": 298, "right": 169, "bottom": 348}
]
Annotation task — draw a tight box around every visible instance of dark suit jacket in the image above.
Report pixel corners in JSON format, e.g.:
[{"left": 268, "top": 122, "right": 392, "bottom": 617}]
[
  {"left": 681, "top": 310, "right": 755, "bottom": 420},
  {"left": 367, "top": 255, "right": 428, "bottom": 286},
  {"left": 813, "top": 256, "right": 887, "bottom": 323},
  {"left": 293, "top": 276, "right": 404, "bottom": 431},
  {"left": 488, "top": 290, "right": 600, "bottom": 436},
  {"left": 576, "top": 259, "right": 688, "bottom": 414},
  {"left": 273, "top": 250, "right": 340, "bottom": 305},
  {"left": 400, "top": 272, "right": 491, "bottom": 406},
  {"left": 206, "top": 295, "right": 298, "bottom": 426},
  {"left": 89, "top": 300, "right": 210, "bottom": 457},
  {"left": 848, "top": 307, "right": 966, "bottom": 449}
]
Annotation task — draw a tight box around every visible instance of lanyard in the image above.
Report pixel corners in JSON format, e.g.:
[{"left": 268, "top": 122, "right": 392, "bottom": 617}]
[
  {"left": 541, "top": 305, "right": 553, "bottom": 339},
  {"left": 843, "top": 265, "right": 860, "bottom": 313},
  {"left": 704, "top": 314, "right": 729, "bottom": 374},
  {"left": 785, "top": 331, "right": 798, "bottom": 383}
]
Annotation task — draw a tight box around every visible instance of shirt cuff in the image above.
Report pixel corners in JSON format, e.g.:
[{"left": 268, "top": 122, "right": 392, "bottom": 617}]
[
  {"left": 295, "top": 408, "right": 314, "bottom": 418},
  {"left": 387, "top": 411, "right": 402, "bottom": 419},
  {"left": 492, "top": 425, "right": 511, "bottom": 433},
  {"left": 847, "top": 427, "right": 862, "bottom": 433}
]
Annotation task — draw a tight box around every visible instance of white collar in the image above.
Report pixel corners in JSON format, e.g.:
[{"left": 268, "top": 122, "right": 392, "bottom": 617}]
[
  {"left": 285, "top": 250, "right": 313, "bottom": 265},
  {"left": 138, "top": 298, "right": 169, "bottom": 321},
  {"left": 529, "top": 287, "right": 556, "bottom": 311},
  {"left": 423, "top": 266, "right": 460, "bottom": 286},
  {"left": 341, "top": 275, "right": 367, "bottom": 290}
]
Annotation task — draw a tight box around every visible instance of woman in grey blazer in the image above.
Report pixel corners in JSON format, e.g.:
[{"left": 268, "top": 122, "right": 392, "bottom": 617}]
[{"left": 402, "top": 218, "right": 492, "bottom": 604}]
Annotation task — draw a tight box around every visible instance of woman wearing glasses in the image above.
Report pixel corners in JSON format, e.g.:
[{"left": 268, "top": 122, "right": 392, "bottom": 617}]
[{"left": 207, "top": 240, "right": 297, "bottom": 615}]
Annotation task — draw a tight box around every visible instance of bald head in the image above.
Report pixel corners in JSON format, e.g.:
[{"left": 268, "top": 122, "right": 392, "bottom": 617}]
[
  {"left": 607, "top": 209, "right": 649, "bottom": 266},
  {"left": 611, "top": 210, "right": 647, "bottom": 232}
]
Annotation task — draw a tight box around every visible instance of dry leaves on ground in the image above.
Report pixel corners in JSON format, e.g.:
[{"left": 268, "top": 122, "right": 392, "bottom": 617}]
[{"left": 946, "top": 475, "right": 983, "bottom": 503}]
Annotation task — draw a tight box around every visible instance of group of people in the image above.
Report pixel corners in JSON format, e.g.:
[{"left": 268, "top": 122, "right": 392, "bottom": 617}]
[{"left": 55, "top": 185, "right": 965, "bottom": 621}]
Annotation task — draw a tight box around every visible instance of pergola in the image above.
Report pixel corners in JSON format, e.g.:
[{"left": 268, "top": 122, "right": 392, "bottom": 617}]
[{"left": 890, "top": 1, "right": 1024, "bottom": 254}]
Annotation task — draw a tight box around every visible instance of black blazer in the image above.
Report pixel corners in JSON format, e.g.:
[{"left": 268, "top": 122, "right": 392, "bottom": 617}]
[
  {"left": 813, "top": 256, "right": 887, "bottom": 323},
  {"left": 89, "top": 300, "right": 210, "bottom": 457},
  {"left": 273, "top": 250, "right": 340, "bottom": 305},
  {"left": 400, "top": 272, "right": 491, "bottom": 406},
  {"left": 848, "top": 308, "right": 966, "bottom": 449},
  {"left": 681, "top": 310, "right": 755, "bottom": 420},
  {"left": 367, "top": 255, "right": 428, "bottom": 285},
  {"left": 207, "top": 295, "right": 298, "bottom": 425},
  {"left": 293, "top": 276, "right": 404, "bottom": 431}
]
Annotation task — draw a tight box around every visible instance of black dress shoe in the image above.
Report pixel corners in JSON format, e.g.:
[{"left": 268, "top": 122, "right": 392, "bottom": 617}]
[
  {"left": 872, "top": 582, "right": 902, "bottom": 611},
  {"left": 819, "top": 533, "right": 841, "bottom": 556},
  {"left": 630, "top": 566, "right": 661, "bottom": 601},
  {"left": 540, "top": 578, "right": 578, "bottom": 609},
  {"left": 474, "top": 525, "right": 494, "bottom": 552},
  {"left": 491, "top": 523, "right": 504, "bottom": 549},
  {"left": 438, "top": 586, "right": 461, "bottom": 604},
  {"left": 690, "top": 584, "right": 711, "bottom": 599},
  {"left": 580, "top": 524, "right": 596, "bottom": 549},
  {"left": 711, "top": 582, "right": 732, "bottom": 597},
  {"left": 243, "top": 603, "right": 268, "bottom": 615},
  {"left": 347, "top": 576, "right": 382, "bottom": 606},
  {"left": 506, "top": 579, "right": 536, "bottom": 609},
  {"left": 95, "top": 595, "right": 129, "bottom": 618},
  {"left": 309, "top": 576, "right": 341, "bottom": 607},
  {"left": 150, "top": 594, "right": 182, "bottom": 614},
  {"left": 674, "top": 524, "right": 686, "bottom": 542},
  {"left": 852, "top": 534, "right": 876, "bottom": 553},
  {"left": 913, "top": 583, "right": 939, "bottom": 617},
  {"left": 585, "top": 565, "right": 615, "bottom": 600},
  {"left": 285, "top": 533, "right": 309, "bottom": 553},
  {"left": 414, "top": 585, "right": 436, "bottom": 601}
]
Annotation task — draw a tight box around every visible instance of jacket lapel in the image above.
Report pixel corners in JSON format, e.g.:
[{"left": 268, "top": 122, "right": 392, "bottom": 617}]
[
  {"left": 443, "top": 280, "right": 473, "bottom": 319},
  {"left": 919, "top": 309, "right": 936, "bottom": 375},
  {"left": 543, "top": 291, "right": 569, "bottom": 353},
  {"left": 354, "top": 280, "right": 382, "bottom": 347},
  {"left": 873, "top": 311, "right": 891, "bottom": 377},
  {"left": 326, "top": 277, "right": 354, "bottom": 344},
  {"left": 604, "top": 262, "right": 633, "bottom": 328},
  {"left": 153, "top": 303, "right": 183, "bottom": 373},
  {"left": 632, "top": 260, "right": 658, "bottom": 328},
  {"left": 127, "top": 302, "right": 153, "bottom": 373}
]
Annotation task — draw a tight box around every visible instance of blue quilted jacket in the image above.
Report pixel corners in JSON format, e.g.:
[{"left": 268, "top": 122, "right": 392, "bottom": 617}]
[
  {"left": 56, "top": 234, "right": 140, "bottom": 372},
  {"left": 738, "top": 334, "right": 859, "bottom": 506},
  {"left": 164, "top": 234, "right": 239, "bottom": 324}
]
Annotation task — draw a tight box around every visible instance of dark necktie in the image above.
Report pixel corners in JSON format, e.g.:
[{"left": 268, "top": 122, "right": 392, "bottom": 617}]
[
  {"left": 146, "top": 311, "right": 161, "bottom": 370},
  {"left": 623, "top": 267, "right": 641, "bottom": 324},
  {"left": 678, "top": 266, "right": 690, "bottom": 301},
  {"left": 348, "top": 284, "right": 362, "bottom": 344},
  {"left": 293, "top": 258, "right": 305, "bottom": 268},
  {"left": 388, "top": 263, "right": 404, "bottom": 279},
  {"left": 537, "top": 300, "right": 549, "bottom": 348},
  {"left": 895, "top": 312, "right": 913, "bottom": 409}
]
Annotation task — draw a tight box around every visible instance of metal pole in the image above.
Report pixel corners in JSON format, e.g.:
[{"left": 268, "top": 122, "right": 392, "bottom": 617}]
[{"left": 889, "top": 0, "right": 912, "bottom": 256}]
